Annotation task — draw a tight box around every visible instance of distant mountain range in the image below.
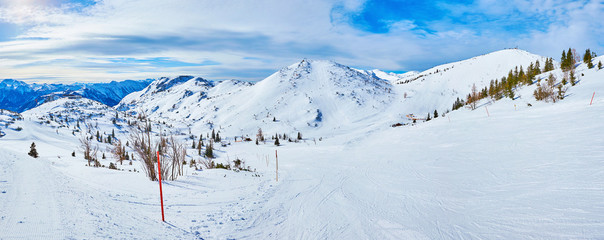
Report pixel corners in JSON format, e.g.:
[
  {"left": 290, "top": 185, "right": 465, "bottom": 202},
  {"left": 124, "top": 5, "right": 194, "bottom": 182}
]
[{"left": 0, "top": 79, "right": 153, "bottom": 112}]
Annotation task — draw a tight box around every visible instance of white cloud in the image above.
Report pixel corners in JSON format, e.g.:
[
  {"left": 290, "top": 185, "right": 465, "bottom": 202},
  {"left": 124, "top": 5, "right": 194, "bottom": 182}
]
[{"left": 0, "top": 0, "right": 602, "bottom": 83}]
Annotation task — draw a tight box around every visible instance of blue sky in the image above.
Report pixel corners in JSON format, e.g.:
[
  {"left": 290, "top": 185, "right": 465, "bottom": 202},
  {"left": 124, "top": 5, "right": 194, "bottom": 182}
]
[{"left": 0, "top": 0, "right": 602, "bottom": 83}]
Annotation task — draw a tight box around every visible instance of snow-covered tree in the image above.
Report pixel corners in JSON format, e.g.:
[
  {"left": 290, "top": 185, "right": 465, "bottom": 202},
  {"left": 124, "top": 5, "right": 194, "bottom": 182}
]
[{"left": 28, "top": 142, "right": 38, "bottom": 158}]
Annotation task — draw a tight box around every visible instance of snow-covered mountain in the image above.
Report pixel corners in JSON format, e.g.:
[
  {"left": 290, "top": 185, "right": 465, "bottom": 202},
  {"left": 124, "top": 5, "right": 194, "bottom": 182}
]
[
  {"left": 0, "top": 79, "right": 153, "bottom": 112},
  {"left": 117, "top": 60, "right": 394, "bottom": 136},
  {"left": 117, "top": 49, "right": 547, "bottom": 137},
  {"left": 381, "top": 49, "right": 549, "bottom": 119}
]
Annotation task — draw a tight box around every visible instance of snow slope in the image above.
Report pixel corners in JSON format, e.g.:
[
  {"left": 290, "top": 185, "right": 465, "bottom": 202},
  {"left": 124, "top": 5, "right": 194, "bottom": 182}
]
[
  {"left": 118, "top": 60, "right": 394, "bottom": 137},
  {"left": 1, "top": 49, "right": 602, "bottom": 239},
  {"left": 382, "top": 49, "right": 549, "bottom": 120}
]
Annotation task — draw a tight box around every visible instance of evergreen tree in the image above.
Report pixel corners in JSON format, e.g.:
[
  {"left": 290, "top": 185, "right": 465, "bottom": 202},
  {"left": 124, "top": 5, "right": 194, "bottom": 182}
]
[
  {"left": 102, "top": 153, "right": 106, "bottom": 159},
  {"left": 426, "top": 113, "right": 431, "bottom": 121},
  {"left": 598, "top": 61, "right": 603, "bottom": 70},
  {"left": 297, "top": 132, "right": 302, "bottom": 140},
  {"left": 72, "top": 151, "right": 75, "bottom": 157},
  {"left": 570, "top": 70, "right": 577, "bottom": 86},
  {"left": 562, "top": 76, "right": 568, "bottom": 85},
  {"left": 28, "top": 142, "right": 38, "bottom": 158},
  {"left": 561, "top": 49, "right": 568, "bottom": 70},
  {"left": 584, "top": 49, "right": 592, "bottom": 64},
  {"left": 96, "top": 130, "right": 100, "bottom": 142},
  {"left": 568, "top": 47, "right": 575, "bottom": 69},
  {"left": 452, "top": 97, "right": 464, "bottom": 110},
  {"left": 433, "top": 110, "right": 438, "bottom": 118},
  {"left": 557, "top": 84, "right": 565, "bottom": 100},
  {"left": 215, "top": 133, "right": 221, "bottom": 142},
  {"left": 197, "top": 139, "right": 202, "bottom": 155},
  {"left": 211, "top": 129, "right": 215, "bottom": 140},
  {"left": 192, "top": 140, "right": 196, "bottom": 149},
  {"left": 111, "top": 129, "right": 115, "bottom": 138},
  {"left": 205, "top": 141, "right": 214, "bottom": 158},
  {"left": 544, "top": 58, "right": 555, "bottom": 72},
  {"left": 274, "top": 137, "right": 280, "bottom": 146}
]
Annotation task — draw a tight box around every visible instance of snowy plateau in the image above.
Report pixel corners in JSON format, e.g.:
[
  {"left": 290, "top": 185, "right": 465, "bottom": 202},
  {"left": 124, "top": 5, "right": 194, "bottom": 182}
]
[{"left": 0, "top": 49, "right": 603, "bottom": 239}]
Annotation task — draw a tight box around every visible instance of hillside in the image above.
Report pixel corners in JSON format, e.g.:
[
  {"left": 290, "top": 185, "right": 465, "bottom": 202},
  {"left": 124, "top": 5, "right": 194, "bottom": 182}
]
[
  {"left": 1, "top": 49, "right": 602, "bottom": 239},
  {"left": 382, "top": 49, "right": 549, "bottom": 120},
  {"left": 118, "top": 60, "right": 394, "bottom": 137}
]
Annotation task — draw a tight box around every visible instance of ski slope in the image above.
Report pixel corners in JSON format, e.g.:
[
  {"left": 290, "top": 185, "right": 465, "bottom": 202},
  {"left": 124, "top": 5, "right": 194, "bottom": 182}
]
[{"left": 0, "top": 50, "right": 603, "bottom": 239}]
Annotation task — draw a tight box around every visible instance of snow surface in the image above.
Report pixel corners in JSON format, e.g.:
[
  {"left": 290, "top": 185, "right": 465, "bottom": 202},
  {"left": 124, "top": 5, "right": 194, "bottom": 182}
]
[{"left": 1, "top": 50, "right": 603, "bottom": 239}]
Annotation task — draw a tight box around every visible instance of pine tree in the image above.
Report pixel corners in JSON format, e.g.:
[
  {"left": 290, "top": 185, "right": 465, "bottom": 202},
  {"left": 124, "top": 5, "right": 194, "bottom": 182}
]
[
  {"left": 197, "top": 139, "right": 202, "bottom": 155},
  {"left": 584, "top": 49, "right": 592, "bottom": 64},
  {"left": 72, "top": 151, "right": 75, "bottom": 157},
  {"left": 599, "top": 61, "right": 603, "bottom": 70},
  {"left": 568, "top": 47, "right": 575, "bottom": 69},
  {"left": 274, "top": 137, "right": 280, "bottom": 146},
  {"left": 192, "top": 140, "right": 196, "bottom": 149},
  {"left": 297, "top": 132, "right": 302, "bottom": 140},
  {"left": 426, "top": 113, "right": 431, "bottom": 121},
  {"left": 211, "top": 129, "right": 215, "bottom": 140},
  {"left": 102, "top": 153, "right": 106, "bottom": 159},
  {"left": 28, "top": 142, "right": 38, "bottom": 158},
  {"left": 544, "top": 58, "right": 555, "bottom": 72},
  {"left": 570, "top": 70, "right": 576, "bottom": 86},
  {"left": 205, "top": 141, "right": 214, "bottom": 158},
  {"left": 561, "top": 50, "right": 568, "bottom": 70},
  {"left": 433, "top": 110, "right": 438, "bottom": 118}
]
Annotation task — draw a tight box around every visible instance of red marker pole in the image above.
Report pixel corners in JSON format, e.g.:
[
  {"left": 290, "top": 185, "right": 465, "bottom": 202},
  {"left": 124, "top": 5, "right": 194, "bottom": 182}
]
[
  {"left": 485, "top": 106, "right": 490, "bottom": 117},
  {"left": 157, "top": 151, "right": 165, "bottom": 222},
  {"left": 275, "top": 150, "right": 278, "bottom": 182},
  {"left": 590, "top": 92, "right": 595, "bottom": 105}
]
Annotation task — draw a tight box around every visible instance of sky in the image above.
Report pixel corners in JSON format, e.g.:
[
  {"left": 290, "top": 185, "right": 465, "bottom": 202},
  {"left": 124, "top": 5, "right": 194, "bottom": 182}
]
[{"left": 0, "top": 0, "right": 602, "bottom": 83}]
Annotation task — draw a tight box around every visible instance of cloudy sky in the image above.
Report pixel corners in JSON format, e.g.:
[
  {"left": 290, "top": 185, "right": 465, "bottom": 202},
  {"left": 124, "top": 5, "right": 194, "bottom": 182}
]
[{"left": 0, "top": 0, "right": 602, "bottom": 83}]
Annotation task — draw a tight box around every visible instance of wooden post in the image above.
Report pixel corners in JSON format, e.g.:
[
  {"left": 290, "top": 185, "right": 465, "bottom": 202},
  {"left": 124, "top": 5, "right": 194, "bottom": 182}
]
[
  {"left": 591, "top": 92, "right": 595, "bottom": 105},
  {"left": 485, "top": 106, "right": 490, "bottom": 117},
  {"left": 275, "top": 150, "right": 278, "bottom": 182},
  {"left": 157, "top": 151, "right": 165, "bottom": 222}
]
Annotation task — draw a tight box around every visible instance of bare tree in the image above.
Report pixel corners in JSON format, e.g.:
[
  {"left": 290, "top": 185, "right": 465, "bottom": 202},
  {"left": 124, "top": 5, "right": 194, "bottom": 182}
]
[
  {"left": 534, "top": 74, "right": 558, "bottom": 103},
  {"left": 130, "top": 120, "right": 158, "bottom": 181},
  {"left": 111, "top": 139, "right": 126, "bottom": 165},
  {"left": 256, "top": 128, "right": 264, "bottom": 142},
  {"left": 79, "top": 133, "right": 98, "bottom": 166},
  {"left": 469, "top": 83, "right": 479, "bottom": 110},
  {"left": 166, "top": 135, "right": 186, "bottom": 180}
]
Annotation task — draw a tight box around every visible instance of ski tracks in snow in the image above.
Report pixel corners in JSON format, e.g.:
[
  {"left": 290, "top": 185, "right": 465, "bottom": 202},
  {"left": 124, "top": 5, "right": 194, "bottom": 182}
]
[{"left": 0, "top": 151, "right": 64, "bottom": 239}]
